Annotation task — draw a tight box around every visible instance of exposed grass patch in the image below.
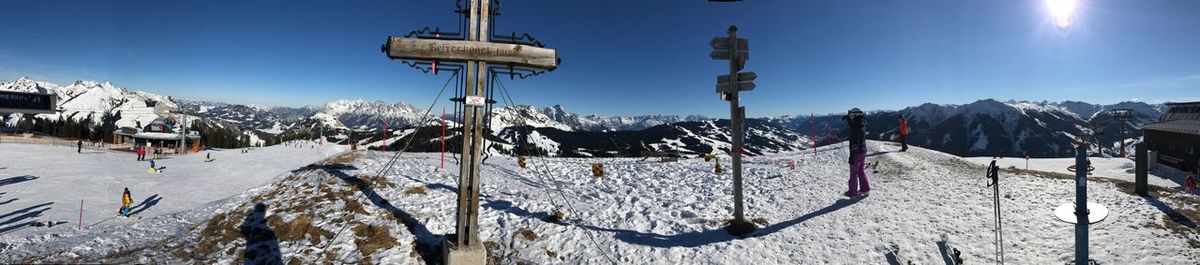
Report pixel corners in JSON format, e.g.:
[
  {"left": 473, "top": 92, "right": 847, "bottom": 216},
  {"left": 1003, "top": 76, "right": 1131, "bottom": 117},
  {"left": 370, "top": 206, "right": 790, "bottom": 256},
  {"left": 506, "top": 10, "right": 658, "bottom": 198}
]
[
  {"left": 191, "top": 210, "right": 247, "bottom": 257},
  {"left": 351, "top": 222, "right": 398, "bottom": 258},
  {"left": 329, "top": 151, "right": 360, "bottom": 165},
  {"left": 518, "top": 228, "right": 538, "bottom": 241},
  {"left": 403, "top": 185, "right": 428, "bottom": 196},
  {"left": 345, "top": 200, "right": 370, "bottom": 215},
  {"left": 267, "top": 214, "right": 334, "bottom": 246}
]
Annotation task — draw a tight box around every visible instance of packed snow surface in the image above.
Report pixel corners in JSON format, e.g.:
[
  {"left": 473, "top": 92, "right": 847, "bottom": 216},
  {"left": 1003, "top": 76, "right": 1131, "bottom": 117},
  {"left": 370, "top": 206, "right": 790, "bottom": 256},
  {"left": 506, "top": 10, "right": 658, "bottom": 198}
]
[{"left": 2, "top": 140, "right": 1198, "bottom": 264}]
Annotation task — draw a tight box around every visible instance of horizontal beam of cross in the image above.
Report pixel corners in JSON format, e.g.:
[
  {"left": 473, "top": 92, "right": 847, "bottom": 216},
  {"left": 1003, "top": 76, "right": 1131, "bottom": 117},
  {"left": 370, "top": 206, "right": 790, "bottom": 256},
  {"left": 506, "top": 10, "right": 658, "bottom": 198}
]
[{"left": 384, "top": 37, "right": 558, "bottom": 70}]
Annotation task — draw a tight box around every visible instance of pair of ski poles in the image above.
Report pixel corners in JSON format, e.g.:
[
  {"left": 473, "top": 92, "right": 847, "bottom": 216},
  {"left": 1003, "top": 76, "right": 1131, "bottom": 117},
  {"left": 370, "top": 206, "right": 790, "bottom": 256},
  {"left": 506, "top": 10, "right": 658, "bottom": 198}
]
[{"left": 987, "top": 160, "right": 1005, "bottom": 264}]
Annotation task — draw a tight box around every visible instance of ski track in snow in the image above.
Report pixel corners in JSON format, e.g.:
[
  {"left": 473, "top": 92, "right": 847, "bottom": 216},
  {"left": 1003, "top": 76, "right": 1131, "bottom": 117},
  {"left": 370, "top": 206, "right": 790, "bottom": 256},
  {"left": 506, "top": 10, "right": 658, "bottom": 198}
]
[{"left": 1, "top": 140, "right": 1198, "bottom": 263}]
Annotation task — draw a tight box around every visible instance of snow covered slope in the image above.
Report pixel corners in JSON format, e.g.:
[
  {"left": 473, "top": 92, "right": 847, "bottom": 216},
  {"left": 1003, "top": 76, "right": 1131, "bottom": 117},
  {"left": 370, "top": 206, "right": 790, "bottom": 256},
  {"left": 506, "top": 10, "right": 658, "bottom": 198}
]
[
  {"left": 17, "top": 140, "right": 1189, "bottom": 263},
  {"left": 0, "top": 141, "right": 345, "bottom": 262},
  {"left": 0, "top": 76, "right": 176, "bottom": 129}
]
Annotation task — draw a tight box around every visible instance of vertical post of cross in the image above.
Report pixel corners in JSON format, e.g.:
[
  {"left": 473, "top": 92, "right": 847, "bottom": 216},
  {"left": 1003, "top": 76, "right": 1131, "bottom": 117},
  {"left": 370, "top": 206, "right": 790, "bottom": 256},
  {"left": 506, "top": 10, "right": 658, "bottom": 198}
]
[
  {"left": 454, "top": 0, "right": 488, "bottom": 252},
  {"left": 711, "top": 25, "right": 757, "bottom": 235}
]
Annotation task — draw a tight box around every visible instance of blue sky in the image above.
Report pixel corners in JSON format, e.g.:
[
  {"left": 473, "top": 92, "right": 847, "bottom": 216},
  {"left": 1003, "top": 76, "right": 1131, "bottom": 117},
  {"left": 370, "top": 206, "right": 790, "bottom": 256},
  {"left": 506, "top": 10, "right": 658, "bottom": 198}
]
[{"left": 1, "top": 0, "right": 1198, "bottom": 117}]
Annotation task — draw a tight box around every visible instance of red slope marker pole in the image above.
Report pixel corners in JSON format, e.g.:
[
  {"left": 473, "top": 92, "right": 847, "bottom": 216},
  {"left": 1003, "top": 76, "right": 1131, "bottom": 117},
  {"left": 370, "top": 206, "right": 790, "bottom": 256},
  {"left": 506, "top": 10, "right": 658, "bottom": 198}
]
[{"left": 382, "top": 120, "right": 388, "bottom": 152}]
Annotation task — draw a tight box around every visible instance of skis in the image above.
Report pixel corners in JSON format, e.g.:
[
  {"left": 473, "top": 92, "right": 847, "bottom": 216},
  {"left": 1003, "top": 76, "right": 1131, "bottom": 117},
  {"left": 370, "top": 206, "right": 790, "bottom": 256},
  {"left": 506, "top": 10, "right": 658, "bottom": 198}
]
[
  {"left": 29, "top": 220, "right": 59, "bottom": 227},
  {"left": 204, "top": 158, "right": 215, "bottom": 163},
  {"left": 880, "top": 242, "right": 916, "bottom": 265},
  {"left": 881, "top": 235, "right": 966, "bottom": 265},
  {"left": 938, "top": 234, "right": 964, "bottom": 265},
  {"left": 115, "top": 214, "right": 142, "bottom": 220}
]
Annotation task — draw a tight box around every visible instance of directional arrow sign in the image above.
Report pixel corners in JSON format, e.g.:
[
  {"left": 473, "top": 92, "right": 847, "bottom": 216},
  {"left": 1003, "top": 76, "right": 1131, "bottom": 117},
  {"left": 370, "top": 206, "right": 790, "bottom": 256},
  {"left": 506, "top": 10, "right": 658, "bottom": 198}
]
[
  {"left": 716, "top": 82, "right": 756, "bottom": 93},
  {"left": 709, "top": 38, "right": 749, "bottom": 51},
  {"left": 710, "top": 51, "right": 750, "bottom": 60},
  {"left": 717, "top": 72, "right": 757, "bottom": 83}
]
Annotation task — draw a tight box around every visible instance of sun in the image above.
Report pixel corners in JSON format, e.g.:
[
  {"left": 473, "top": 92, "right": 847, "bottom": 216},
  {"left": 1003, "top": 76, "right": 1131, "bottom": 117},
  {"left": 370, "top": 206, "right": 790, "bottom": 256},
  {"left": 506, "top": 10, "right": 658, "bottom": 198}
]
[{"left": 1046, "top": 0, "right": 1079, "bottom": 28}]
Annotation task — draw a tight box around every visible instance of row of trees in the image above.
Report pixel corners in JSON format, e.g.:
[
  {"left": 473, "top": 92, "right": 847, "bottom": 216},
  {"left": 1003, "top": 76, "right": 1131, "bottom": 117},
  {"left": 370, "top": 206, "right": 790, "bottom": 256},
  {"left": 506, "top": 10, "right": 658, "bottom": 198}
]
[
  {"left": 4, "top": 111, "right": 261, "bottom": 149},
  {"left": 189, "top": 120, "right": 259, "bottom": 149},
  {"left": 9, "top": 111, "right": 121, "bottom": 142}
]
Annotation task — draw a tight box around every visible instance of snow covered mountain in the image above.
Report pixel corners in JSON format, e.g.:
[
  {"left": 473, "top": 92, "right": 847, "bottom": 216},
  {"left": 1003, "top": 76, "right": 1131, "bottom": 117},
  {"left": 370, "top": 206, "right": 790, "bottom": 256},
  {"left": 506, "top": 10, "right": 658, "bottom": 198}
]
[
  {"left": 181, "top": 100, "right": 316, "bottom": 134},
  {"left": 3, "top": 77, "right": 1168, "bottom": 158},
  {"left": 0, "top": 76, "right": 177, "bottom": 129},
  {"left": 0, "top": 77, "right": 272, "bottom": 147},
  {"left": 491, "top": 118, "right": 814, "bottom": 157},
  {"left": 784, "top": 99, "right": 1164, "bottom": 158},
  {"left": 490, "top": 105, "right": 707, "bottom": 132}
]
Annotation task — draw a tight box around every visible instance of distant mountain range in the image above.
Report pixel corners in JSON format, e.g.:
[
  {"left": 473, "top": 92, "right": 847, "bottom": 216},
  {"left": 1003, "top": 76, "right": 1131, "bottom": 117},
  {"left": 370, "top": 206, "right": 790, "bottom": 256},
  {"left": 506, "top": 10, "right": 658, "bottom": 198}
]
[{"left": 0, "top": 76, "right": 1167, "bottom": 157}]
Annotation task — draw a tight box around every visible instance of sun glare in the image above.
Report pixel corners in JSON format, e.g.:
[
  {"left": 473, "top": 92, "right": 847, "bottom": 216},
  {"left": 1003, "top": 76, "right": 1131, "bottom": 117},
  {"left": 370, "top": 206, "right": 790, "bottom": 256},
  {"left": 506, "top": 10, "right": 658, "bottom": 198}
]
[{"left": 1046, "top": 0, "right": 1079, "bottom": 28}]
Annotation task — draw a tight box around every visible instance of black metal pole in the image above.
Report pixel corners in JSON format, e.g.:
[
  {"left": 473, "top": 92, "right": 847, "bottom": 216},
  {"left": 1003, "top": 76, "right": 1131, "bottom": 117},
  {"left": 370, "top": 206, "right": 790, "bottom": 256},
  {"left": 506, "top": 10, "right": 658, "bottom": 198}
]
[{"left": 1073, "top": 144, "right": 1090, "bottom": 265}]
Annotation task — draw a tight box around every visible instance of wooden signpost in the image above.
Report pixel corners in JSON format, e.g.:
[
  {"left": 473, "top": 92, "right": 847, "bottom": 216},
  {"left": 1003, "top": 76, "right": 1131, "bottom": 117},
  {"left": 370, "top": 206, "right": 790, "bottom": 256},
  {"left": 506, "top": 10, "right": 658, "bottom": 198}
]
[
  {"left": 711, "top": 25, "right": 757, "bottom": 235},
  {"left": 382, "top": 1, "right": 558, "bottom": 263}
]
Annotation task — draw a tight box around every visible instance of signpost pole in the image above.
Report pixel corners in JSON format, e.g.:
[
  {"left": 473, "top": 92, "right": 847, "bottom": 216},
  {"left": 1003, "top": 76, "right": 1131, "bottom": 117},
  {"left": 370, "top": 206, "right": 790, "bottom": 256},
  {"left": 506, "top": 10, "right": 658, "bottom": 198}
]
[{"left": 712, "top": 25, "right": 756, "bottom": 235}]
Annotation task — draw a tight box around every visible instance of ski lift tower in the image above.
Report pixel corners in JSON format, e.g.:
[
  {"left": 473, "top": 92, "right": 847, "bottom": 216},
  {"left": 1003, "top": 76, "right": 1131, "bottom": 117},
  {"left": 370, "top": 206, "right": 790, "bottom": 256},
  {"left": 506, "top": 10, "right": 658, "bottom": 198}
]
[
  {"left": 1109, "top": 108, "right": 1135, "bottom": 157},
  {"left": 381, "top": 0, "right": 559, "bottom": 263}
]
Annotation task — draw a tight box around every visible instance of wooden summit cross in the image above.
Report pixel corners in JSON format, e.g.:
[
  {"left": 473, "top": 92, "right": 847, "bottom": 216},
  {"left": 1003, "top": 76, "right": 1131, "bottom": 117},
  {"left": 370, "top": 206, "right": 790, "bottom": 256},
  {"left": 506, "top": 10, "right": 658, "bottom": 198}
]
[{"left": 382, "top": 0, "right": 557, "bottom": 262}]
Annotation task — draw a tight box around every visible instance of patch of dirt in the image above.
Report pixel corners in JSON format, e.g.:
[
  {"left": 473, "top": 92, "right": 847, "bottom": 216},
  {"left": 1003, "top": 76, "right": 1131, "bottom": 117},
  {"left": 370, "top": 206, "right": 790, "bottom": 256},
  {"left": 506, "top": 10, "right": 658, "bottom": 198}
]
[
  {"left": 189, "top": 209, "right": 249, "bottom": 258},
  {"left": 351, "top": 222, "right": 398, "bottom": 258},
  {"left": 267, "top": 214, "right": 334, "bottom": 246},
  {"left": 751, "top": 217, "right": 769, "bottom": 226},
  {"left": 518, "top": 228, "right": 538, "bottom": 241},
  {"left": 330, "top": 151, "right": 361, "bottom": 165},
  {"left": 403, "top": 185, "right": 428, "bottom": 196},
  {"left": 541, "top": 210, "right": 565, "bottom": 223}
]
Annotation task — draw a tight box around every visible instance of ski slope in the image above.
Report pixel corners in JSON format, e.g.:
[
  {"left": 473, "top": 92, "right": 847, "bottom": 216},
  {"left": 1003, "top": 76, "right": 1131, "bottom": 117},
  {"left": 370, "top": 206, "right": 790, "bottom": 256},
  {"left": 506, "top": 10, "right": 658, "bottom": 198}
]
[{"left": 0, "top": 141, "right": 345, "bottom": 262}]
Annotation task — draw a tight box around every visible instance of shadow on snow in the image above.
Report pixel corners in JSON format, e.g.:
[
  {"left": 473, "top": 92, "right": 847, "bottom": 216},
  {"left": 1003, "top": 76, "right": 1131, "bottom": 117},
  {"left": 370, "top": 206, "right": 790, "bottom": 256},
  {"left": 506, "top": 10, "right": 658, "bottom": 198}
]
[
  {"left": 0, "top": 202, "right": 54, "bottom": 234},
  {"left": 239, "top": 202, "right": 282, "bottom": 265},
  {"left": 0, "top": 175, "right": 39, "bottom": 187}
]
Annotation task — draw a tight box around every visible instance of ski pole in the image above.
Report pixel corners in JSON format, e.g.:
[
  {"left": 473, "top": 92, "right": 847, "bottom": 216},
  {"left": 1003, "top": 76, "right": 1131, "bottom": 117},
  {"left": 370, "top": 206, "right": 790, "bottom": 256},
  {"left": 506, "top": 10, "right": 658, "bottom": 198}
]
[{"left": 987, "top": 160, "right": 1005, "bottom": 264}]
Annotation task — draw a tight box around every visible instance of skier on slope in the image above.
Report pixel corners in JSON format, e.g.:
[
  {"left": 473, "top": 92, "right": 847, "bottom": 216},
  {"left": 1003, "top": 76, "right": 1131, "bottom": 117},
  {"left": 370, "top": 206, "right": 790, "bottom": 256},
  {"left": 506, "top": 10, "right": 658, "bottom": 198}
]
[
  {"left": 843, "top": 108, "right": 870, "bottom": 197},
  {"left": 136, "top": 145, "right": 146, "bottom": 161},
  {"left": 77, "top": 140, "right": 83, "bottom": 153},
  {"left": 119, "top": 188, "right": 133, "bottom": 217},
  {"left": 898, "top": 115, "right": 909, "bottom": 152}
]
